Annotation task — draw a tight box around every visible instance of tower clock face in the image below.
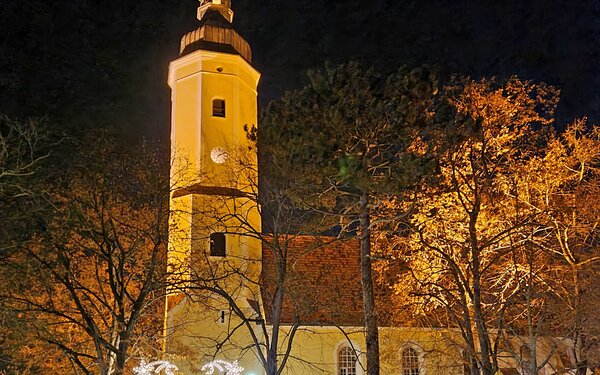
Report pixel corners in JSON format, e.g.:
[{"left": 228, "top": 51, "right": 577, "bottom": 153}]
[{"left": 210, "top": 147, "right": 229, "bottom": 164}]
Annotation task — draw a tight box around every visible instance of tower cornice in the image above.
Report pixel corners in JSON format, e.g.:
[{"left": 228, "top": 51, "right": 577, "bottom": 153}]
[{"left": 168, "top": 50, "right": 260, "bottom": 91}]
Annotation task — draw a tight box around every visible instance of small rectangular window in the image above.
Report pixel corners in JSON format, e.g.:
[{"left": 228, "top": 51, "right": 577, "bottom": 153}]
[
  {"left": 210, "top": 232, "right": 226, "bottom": 257},
  {"left": 219, "top": 309, "right": 227, "bottom": 324},
  {"left": 212, "top": 99, "right": 226, "bottom": 117}
]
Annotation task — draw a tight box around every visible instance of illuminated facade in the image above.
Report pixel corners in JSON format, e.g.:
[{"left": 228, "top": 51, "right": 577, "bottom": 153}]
[
  {"left": 164, "top": 2, "right": 576, "bottom": 374},
  {"left": 166, "top": 0, "right": 262, "bottom": 373}
]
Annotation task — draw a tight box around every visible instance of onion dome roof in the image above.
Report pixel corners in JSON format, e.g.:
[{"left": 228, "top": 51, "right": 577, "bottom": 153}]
[{"left": 179, "top": 1, "right": 252, "bottom": 62}]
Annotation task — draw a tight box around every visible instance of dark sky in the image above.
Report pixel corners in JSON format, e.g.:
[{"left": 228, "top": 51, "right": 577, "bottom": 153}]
[{"left": 1, "top": 0, "right": 598, "bottom": 140}]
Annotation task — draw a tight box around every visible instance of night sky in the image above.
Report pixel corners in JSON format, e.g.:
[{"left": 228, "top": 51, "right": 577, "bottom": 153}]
[{"left": 1, "top": 0, "right": 598, "bottom": 141}]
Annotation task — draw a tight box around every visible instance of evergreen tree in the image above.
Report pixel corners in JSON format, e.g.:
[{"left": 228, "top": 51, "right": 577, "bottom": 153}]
[{"left": 261, "top": 63, "right": 441, "bottom": 374}]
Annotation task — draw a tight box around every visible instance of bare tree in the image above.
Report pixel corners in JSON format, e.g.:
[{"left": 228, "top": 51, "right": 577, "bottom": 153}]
[
  {"left": 166, "top": 145, "right": 357, "bottom": 375},
  {"left": 0, "top": 115, "right": 50, "bottom": 199},
  {"left": 0, "top": 115, "right": 51, "bottom": 258},
  {"left": 0, "top": 115, "right": 52, "bottom": 373}
]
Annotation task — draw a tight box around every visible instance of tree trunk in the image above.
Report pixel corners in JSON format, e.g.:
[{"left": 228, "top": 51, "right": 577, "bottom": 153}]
[
  {"left": 574, "top": 268, "right": 588, "bottom": 375},
  {"left": 267, "top": 283, "right": 285, "bottom": 375},
  {"left": 265, "top": 255, "right": 287, "bottom": 375},
  {"left": 469, "top": 206, "right": 494, "bottom": 375},
  {"left": 459, "top": 293, "right": 479, "bottom": 375},
  {"left": 266, "top": 349, "right": 278, "bottom": 375},
  {"left": 359, "top": 194, "right": 380, "bottom": 375},
  {"left": 115, "top": 332, "right": 128, "bottom": 375},
  {"left": 575, "top": 333, "right": 588, "bottom": 375}
]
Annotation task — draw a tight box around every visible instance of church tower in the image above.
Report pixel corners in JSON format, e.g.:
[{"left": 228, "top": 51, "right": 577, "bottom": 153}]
[
  {"left": 168, "top": 0, "right": 259, "bottom": 192},
  {"left": 165, "top": 0, "right": 262, "bottom": 372}
]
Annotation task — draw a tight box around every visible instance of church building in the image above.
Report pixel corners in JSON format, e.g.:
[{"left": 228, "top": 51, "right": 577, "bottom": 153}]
[{"left": 163, "top": 1, "right": 575, "bottom": 374}]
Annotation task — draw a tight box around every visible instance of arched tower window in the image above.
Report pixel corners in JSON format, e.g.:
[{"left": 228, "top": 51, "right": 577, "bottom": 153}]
[
  {"left": 401, "top": 346, "right": 422, "bottom": 375},
  {"left": 337, "top": 345, "right": 358, "bottom": 375}
]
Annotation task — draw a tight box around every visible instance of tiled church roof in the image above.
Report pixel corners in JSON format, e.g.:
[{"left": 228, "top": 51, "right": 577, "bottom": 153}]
[{"left": 261, "top": 235, "right": 393, "bottom": 326}]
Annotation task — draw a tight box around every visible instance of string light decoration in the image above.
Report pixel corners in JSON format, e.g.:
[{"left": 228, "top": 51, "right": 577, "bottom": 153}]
[
  {"left": 133, "top": 360, "right": 179, "bottom": 375},
  {"left": 201, "top": 359, "right": 244, "bottom": 375}
]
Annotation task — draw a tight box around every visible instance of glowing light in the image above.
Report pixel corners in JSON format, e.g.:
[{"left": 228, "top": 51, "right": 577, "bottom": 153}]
[
  {"left": 210, "top": 147, "right": 229, "bottom": 164},
  {"left": 133, "top": 360, "right": 179, "bottom": 375},
  {"left": 201, "top": 359, "right": 244, "bottom": 375}
]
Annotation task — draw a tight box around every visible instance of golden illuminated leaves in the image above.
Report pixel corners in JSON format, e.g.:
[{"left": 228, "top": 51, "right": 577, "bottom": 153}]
[
  {"left": 4, "top": 139, "right": 170, "bottom": 374},
  {"left": 375, "top": 76, "right": 599, "bottom": 371},
  {"left": 376, "top": 77, "right": 566, "bottom": 323}
]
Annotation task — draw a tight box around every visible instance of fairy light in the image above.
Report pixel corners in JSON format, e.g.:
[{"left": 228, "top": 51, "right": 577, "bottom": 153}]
[
  {"left": 201, "top": 359, "right": 244, "bottom": 375},
  {"left": 133, "top": 360, "right": 179, "bottom": 375}
]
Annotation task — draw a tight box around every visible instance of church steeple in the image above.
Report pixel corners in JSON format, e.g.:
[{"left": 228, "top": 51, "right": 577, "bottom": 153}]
[
  {"left": 198, "top": 0, "right": 234, "bottom": 23},
  {"left": 166, "top": 1, "right": 261, "bottom": 370},
  {"left": 179, "top": 0, "right": 251, "bottom": 61}
]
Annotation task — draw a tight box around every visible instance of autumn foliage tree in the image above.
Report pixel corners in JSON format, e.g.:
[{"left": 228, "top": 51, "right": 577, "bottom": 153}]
[
  {"left": 525, "top": 120, "right": 600, "bottom": 374},
  {"left": 376, "top": 77, "right": 564, "bottom": 375},
  {"left": 3, "top": 135, "right": 171, "bottom": 374}
]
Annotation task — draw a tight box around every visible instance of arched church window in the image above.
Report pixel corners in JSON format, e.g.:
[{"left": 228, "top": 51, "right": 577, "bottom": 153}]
[
  {"left": 338, "top": 345, "right": 358, "bottom": 375},
  {"left": 212, "top": 99, "right": 226, "bottom": 117},
  {"left": 401, "top": 346, "right": 421, "bottom": 375},
  {"left": 209, "top": 233, "right": 226, "bottom": 257}
]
